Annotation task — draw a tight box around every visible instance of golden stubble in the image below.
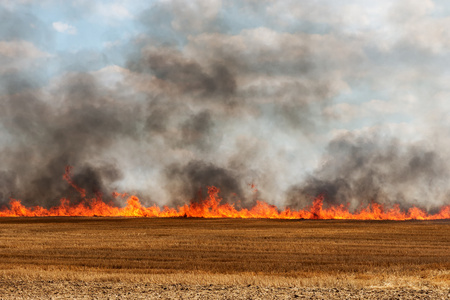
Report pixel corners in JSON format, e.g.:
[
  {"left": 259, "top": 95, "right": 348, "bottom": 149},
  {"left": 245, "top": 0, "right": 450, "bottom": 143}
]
[{"left": 0, "top": 218, "right": 448, "bottom": 288}]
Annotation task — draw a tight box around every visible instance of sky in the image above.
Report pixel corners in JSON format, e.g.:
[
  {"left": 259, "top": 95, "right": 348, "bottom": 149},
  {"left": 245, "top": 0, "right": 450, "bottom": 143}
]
[{"left": 1, "top": 0, "right": 450, "bottom": 211}]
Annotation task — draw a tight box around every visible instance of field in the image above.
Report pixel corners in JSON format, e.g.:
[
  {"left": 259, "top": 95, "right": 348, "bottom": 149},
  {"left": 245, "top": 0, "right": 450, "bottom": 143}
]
[{"left": 0, "top": 218, "right": 449, "bottom": 299}]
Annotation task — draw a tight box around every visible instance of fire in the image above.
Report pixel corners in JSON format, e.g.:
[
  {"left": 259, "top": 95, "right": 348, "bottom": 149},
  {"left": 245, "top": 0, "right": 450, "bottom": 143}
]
[{"left": 0, "top": 169, "right": 449, "bottom": 220}]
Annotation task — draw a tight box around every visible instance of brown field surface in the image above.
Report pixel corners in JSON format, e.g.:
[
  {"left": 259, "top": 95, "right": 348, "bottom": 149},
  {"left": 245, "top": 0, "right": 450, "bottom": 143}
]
[{"left": 0, "top": 218, "right": 449, "bottom": 299}]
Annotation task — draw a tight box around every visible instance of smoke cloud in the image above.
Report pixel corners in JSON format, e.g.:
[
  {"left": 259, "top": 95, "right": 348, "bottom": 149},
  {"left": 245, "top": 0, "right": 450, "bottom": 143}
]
[
  {"left": 287, "top": 132, "right": 449, "bottom": 211},
  {"left": 0, "top": 1, "right": 449, "bottom": 211}
]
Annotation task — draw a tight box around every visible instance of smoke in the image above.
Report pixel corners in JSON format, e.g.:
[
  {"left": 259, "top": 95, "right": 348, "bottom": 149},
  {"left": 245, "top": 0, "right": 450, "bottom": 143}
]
[
  {"left": 0, "top": 1, "right": 449, "bottom": 211},
  {"left": 0, "top": 44, "right": 246, "bottom": 207},
  {"left": 287, "top": 132, "right": 450, "bottom": 211},
  {"left": 0, "top": 73, "right": 138, "bottom": 206},
  {"left": 165, "top": 160, "right": 244, "bottom": 206},
  {"left": 131, "top": 48, "right": 231, "bottom": 95}
]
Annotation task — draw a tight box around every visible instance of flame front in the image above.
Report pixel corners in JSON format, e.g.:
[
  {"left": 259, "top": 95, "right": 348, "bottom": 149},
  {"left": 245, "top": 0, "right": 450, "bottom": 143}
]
[
  {"left": 0, "top": 168, "right": 448, "bottom": 219},
  {"left": 1, "top": 186, "right": 449, "bottom": 220}
]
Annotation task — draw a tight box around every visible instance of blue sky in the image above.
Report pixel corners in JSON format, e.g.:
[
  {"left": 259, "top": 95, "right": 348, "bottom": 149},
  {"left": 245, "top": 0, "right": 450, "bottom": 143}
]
[{"left": 1, "top": 0, "right": 450, "bottom": 210}]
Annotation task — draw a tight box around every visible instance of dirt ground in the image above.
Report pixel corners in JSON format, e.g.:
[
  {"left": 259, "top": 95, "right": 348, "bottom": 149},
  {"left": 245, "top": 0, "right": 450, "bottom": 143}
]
[{"left": 0, "top": 280, "right": 448, "bottom": 300}]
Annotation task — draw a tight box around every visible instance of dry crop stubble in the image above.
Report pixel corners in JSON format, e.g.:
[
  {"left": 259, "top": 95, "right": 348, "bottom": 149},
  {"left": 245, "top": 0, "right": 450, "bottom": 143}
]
[{"left": 0, "top": 218, "right": 448, "bottom": 289}]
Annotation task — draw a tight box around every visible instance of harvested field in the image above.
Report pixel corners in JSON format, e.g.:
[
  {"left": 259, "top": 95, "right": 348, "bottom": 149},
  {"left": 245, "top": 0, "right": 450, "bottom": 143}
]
[
  {"left": 1, "top": 281, "right": 449, "bottom": 300},
  {"left": 0, "top": 218, "right": 448, "bottom": 299}
]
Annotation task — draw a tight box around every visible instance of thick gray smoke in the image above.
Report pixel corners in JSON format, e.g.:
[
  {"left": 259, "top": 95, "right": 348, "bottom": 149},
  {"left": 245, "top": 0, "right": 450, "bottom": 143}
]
[
  {"left": 287, "top": 132, "right": 450, "bottom": 211},
  {"left": 0, "top": 74, "right": 132, "bottom": 206},
  {"left": 1, "top": 1, "right": 449, "bottom": 211},
  {"left": 165, "top": 161, "right": 244, "bottom": 206}
]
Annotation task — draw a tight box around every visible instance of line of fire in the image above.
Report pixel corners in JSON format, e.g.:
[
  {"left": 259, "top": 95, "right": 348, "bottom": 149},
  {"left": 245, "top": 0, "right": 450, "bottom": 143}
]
[{"left": 1, "top": 167, "right": 449, "bottom": 220}]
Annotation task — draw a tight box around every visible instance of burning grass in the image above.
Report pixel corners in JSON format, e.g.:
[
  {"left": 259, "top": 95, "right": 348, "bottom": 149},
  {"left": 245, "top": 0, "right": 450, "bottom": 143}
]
[
  {"left": 2, "top": 186, "right": 450, "bottom": 220},
  {"left": 0, "top": 218, "right": 448, "bottom": 289},
  {"left": 2, "top": 168, "right": 449, "bottom": 220}
]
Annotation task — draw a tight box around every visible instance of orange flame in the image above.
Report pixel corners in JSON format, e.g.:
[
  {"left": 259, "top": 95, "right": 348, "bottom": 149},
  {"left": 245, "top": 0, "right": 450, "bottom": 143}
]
[
  {"left": 0, "top": 186, "right": 449, "bottom": 220},
  {"left": 0, "top": 169, "right": 449, "bottom": 220},
  {"left": 63, "top": 166, "right": 86, "bottom": 198}
]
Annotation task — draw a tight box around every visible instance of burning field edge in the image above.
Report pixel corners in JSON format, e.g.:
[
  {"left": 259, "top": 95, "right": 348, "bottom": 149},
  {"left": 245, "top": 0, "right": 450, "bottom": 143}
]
[
  {"left": 2, "top": 187, "right": 450, "bottom": 220},
  {"left": 1, "top": 168, "right": 449, "bottom": 220}
]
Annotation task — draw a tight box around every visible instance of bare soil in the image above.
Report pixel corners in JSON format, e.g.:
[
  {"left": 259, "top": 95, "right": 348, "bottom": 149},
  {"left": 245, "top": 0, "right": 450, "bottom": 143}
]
[{"left": 0, "top": 280, "right": 449, "bottom": 299}]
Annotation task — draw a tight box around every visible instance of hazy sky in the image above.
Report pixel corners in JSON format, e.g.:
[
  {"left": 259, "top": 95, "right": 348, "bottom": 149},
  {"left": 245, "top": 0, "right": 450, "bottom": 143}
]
[{"left": 1, "top": 0, "right": 450, "bottom": 210}]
